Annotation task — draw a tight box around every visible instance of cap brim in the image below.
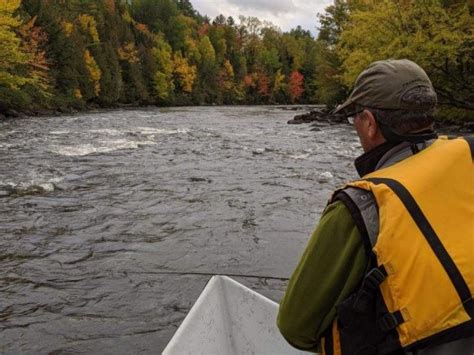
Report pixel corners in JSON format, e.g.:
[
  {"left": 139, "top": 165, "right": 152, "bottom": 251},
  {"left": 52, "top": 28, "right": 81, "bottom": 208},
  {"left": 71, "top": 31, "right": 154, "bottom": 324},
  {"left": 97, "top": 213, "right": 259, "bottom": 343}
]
[{"left": 333, "top": 99, "right": 355, "bottom": 115}]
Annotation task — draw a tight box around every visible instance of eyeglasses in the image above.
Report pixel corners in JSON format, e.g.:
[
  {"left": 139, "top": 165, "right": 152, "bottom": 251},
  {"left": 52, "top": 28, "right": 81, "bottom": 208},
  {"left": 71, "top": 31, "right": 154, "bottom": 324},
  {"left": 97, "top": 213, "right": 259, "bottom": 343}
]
[{"left": 346, "top": 109, "right": 363, "bottom": 124}]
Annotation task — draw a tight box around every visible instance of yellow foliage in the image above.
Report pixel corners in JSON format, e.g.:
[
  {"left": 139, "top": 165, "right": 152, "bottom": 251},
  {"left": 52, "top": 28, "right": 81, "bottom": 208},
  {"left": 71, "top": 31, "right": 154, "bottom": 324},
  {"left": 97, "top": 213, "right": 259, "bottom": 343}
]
[
  {"left": 0, "top": 0, "right": 21, "bottom": 14},
  {"left": 273, "top": 69, "right": 286, "bottom": 92},
  {"left": 173, "top": 53, "right": 197, "bottom": 93},
  {"left": 218, "top": 59, "right": 235, "bottom": 92},
  {"left": 154, "top": 71, "right": 174, "bottom": 100},
  {"left": 77, "top": 14, "right": 100, "bottom": 43},
  {"left": 223, "top": 59, "right": 234, "bottom": 79},
  {"left": 74, "top": 88, "right": 82, "bottom": 99},
  {"left": 333, "top": 0, "right": 474, "bottom": 112},
  {"left": 61, "top": 21, "right": 74, "bottom": 37},
  {"left": 184, "top": 38, "right": 201, "bottom": 63},
  {"left": 84, "top": 49, "right": 101, "bottom": 96},
  {"left": 198, "top": 36, "right": 216, "bottom": 64},
  {"left": 0, "top": 0, "right": 30, "bottom": 90},
  {"left": 18, "top": 16, "right": 51, "bottom": 94},
  {"left": 117, "top": 42, "right": 140, "bottom": 64},
  {"left": 338, "top": 1, "right": 473, "bottom": 87},
  {"left": 151, "top": 34, "right": 175, "bottom": 99},
  {"left": 122, "top": 10, "right": 133, "bottom": 24}
]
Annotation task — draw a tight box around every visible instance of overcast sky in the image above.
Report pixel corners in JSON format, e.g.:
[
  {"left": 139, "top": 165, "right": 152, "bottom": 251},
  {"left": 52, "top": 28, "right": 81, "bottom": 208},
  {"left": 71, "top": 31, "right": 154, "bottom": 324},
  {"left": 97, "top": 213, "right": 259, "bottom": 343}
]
[{"left": 192, "top": 0, "right": 333, "bottom": 36}]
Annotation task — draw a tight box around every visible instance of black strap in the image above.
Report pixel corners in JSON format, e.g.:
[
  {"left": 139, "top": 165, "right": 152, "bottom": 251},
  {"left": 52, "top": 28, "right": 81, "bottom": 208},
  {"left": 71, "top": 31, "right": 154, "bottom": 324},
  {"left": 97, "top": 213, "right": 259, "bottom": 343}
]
[
  {"left": 463, "top": 136, "right": 474, "bottom": 160},
  {"left": 406, "top": 318, "right": 474, "bottom": 352},
  {"left": 353, "top": 266, "right": 387, "bottom": 313},
  {"left": 366, "top": 178, "right": 474, "bottom": 319},
  {"left": 378, "top": 310, "right": 405, "bottom": 333}
]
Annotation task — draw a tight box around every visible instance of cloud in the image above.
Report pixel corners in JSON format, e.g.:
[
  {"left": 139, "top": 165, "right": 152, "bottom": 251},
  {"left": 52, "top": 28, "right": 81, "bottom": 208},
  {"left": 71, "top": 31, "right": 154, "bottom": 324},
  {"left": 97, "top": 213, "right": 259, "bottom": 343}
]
[
  {"left": 192, "top": 0, "right": 333, "bottom": 35},
  {"left": 226, "top": 0, "right": 296, "bottom": 15}
]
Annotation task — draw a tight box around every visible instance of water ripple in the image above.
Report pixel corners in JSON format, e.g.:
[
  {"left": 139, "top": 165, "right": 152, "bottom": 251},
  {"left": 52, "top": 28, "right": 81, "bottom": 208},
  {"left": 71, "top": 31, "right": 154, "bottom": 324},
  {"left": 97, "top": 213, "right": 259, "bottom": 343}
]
[{"left": 0, "top": 106, "right": 361, "bottom": 353}]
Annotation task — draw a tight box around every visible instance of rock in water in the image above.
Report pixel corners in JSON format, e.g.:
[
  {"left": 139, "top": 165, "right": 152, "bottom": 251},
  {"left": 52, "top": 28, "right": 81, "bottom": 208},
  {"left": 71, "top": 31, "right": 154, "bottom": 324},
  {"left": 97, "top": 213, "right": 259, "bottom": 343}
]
[
  {"left": 288, "top": 108, "right": 347, "bottom": 125},
  {"left": 317, "top": 171, "right": 334, "bottom": 183}
]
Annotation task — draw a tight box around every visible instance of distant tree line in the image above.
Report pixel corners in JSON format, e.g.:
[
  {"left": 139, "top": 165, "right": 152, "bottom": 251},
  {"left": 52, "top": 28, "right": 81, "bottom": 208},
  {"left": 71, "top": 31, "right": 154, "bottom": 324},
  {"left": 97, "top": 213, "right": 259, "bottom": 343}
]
[
  {"left": 0, "top": 0, "right": 318, "bottom": 113},
  {"left": 0, "top": 0, "right": 472, "bottom": 121}
]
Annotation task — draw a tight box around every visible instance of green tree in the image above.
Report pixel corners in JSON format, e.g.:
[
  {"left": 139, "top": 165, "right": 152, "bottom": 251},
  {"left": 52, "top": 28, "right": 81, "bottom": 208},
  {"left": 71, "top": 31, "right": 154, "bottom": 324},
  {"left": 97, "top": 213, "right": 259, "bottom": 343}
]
[
  {"left": 311, "top": 0, "right": 350, "bottom": 107},
  {"left": 151, "top": 34, "right": 175, "bottom": 101},
  {"left": 338, "top": 0, "right": 474, "bottom": 112},
  {"left": 0, "top": 0, "right": 33, "bottom": 110}
]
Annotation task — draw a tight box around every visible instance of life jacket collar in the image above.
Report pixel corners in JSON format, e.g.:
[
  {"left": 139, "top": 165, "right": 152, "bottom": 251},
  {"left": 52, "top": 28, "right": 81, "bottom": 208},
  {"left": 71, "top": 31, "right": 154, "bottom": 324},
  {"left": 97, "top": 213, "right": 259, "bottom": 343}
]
[{"left": 355, "top": 141, "right": 398, "bottom": 177}]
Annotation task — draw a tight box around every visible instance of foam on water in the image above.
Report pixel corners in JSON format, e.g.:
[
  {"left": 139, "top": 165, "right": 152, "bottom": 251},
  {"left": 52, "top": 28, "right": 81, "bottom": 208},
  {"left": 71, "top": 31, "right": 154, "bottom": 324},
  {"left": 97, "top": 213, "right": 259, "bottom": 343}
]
[
  {"left": 289, "top": 153, "right": 310, "bottom": 160},
  {"left": 136, "top": 127, "right": 189, "bottom": 135},
  {"left": 50, "top": 127, "right": 189, "bottom": 137},
  {"left": 50, "top": 139, "right": 156, "bottom": 156},
  {"left": 0, "top": 176, "right": 63, "bottom": 196},
  {"left": 88, "top": 129, "right": 122, "bottom": 135}
]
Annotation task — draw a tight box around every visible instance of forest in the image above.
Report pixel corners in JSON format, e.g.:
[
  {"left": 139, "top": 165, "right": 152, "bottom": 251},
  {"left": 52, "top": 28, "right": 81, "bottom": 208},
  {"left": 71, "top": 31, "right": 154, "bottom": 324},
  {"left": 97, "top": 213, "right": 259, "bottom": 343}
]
[{"left": 0, "top": 0, "right": 472, "bottom": 121}]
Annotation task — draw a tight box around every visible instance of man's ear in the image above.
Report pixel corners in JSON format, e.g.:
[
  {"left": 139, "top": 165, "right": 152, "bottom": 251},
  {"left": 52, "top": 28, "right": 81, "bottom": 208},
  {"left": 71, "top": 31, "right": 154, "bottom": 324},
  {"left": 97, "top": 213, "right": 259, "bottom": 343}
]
[{"left": 363, "top": 110, "right": 379, "bottom": 139}]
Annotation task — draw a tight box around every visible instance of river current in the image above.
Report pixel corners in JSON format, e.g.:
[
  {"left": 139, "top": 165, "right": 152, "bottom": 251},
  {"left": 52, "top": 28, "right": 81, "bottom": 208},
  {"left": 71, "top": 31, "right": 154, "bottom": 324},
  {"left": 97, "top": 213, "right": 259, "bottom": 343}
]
[{"left": 0, "top": 106, "right": 362, "bottom": 353}]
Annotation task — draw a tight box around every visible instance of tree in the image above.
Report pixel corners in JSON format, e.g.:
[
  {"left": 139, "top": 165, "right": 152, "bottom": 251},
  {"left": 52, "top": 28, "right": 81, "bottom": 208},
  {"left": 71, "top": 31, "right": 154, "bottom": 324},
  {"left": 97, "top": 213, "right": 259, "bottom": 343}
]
[
  {"left": 338, "top": 0, "right": 474, "bottom": 111},
  {"left": 0, "top": 0, "right": 32, "bottom": 109},
  {"left": 3, "top": 0, "right": 327, "bottom": 111},
  {"left": 173, "top": 52, "right": 196, "bottom": 93},
  {"left": 310, "top": 0, "right": 350, "bottom": 107},
  {"left": 151, "top": 34, "right": 174, "bottom": 101},
  {"left": 272, "top": 69, "right": 287, "bottom": 103},
  {"left": 289, "top": 70, "right": 304, "bottom": 103},
  {"left": 17, "top": 15, "right": 52, "bottom": 107},
  {"left": 218, "top": 59, "right": 236, "bottom": 103},
  {"left": 84, "top": 49, "right": 101, "bottom": 96},
  {"left": 76, "top": 14, "right": 100, "bottom": 44},
  {"left": 317, "top": 0, "right": 349, "bottom": 45},
  {"left": 257, "top": 72, "right": 271, "bottom": 101},
  {"left": 130, "top": 0, "right": 178, "bottom": 33},
  {"left": 198, "top": 35, "right": 216, "bottom": 65}
]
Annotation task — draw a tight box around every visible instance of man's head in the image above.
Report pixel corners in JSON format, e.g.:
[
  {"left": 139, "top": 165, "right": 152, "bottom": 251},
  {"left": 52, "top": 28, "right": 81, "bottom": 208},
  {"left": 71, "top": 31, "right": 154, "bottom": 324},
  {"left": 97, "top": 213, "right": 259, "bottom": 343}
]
[{"left": 335, "top": 59, "right": 437, "bottom": 152}]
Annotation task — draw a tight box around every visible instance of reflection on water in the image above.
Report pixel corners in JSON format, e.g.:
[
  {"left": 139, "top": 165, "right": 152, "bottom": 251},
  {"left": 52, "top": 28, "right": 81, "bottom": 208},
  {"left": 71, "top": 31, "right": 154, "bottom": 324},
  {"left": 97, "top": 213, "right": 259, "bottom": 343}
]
[{"left": 0, "top": 106, "right": 361, "bottom": 353}]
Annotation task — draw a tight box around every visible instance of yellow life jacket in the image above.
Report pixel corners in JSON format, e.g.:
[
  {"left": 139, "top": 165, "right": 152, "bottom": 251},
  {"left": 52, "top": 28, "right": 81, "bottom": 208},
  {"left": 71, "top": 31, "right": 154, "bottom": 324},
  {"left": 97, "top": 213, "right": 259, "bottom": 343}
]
[{"left": 322, "top": 136, "right": 474, "bottom": 355}]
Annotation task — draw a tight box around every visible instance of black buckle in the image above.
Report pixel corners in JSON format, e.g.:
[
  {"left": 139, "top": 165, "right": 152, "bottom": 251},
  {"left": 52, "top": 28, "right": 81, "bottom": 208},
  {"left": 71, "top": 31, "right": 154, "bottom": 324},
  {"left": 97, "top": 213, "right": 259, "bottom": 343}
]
[
  {"left": 378, "top": 311, "right": 404, "bottom": 333},
  {"left": 352, "top": 266, "right": 387, "bottom": 313},
  {"left": 365, "top": 267, "right": 387, "bottom": 290}
]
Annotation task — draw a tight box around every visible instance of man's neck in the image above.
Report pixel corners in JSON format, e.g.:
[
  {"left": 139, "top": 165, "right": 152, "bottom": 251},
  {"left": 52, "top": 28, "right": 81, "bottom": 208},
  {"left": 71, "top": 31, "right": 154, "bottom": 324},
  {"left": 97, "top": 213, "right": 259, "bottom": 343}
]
[{"left": 354, "top": 141, "right": 402, "bottom": 177}]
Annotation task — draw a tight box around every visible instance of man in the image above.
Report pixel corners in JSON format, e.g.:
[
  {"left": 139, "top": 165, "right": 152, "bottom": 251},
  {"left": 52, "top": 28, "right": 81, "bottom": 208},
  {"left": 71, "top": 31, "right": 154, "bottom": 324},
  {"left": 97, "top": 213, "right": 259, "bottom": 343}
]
[{"left": 277, "top": 59, "right": 473, "bottom": 354}]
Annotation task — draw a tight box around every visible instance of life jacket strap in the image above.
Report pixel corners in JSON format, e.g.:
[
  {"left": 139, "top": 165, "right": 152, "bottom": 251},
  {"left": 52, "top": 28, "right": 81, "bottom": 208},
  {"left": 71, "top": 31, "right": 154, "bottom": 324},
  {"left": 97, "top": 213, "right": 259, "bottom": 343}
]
[
  {"left": 353, "top": 265, "right": 387, "bottom": 313},
  {"left": 378, "top": 310, "right": 405, "bottom": 333}
]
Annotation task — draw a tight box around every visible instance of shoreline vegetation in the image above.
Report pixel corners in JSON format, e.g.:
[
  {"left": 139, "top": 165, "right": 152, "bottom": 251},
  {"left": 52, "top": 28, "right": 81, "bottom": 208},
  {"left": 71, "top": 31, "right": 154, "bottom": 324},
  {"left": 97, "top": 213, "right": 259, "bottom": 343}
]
[{"left": 0, "top": 1, "right": 473, "bottom": 125}]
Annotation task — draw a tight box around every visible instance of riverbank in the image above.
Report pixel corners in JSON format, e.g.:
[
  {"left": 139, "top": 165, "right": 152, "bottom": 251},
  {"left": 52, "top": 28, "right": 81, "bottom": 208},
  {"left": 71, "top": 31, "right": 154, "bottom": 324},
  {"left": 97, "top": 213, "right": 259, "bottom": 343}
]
[
  {"left": 2, "top": 104, "right": 472, "bottom": 134},
  {"left": 0, "top": 104, "right": 322, "bottom": 120},
  {"left": 288, "top": 107, "right": 474, "bottom": 134},
  {"left": 0, "top": 103, "right": 143, "bottom": 120}
]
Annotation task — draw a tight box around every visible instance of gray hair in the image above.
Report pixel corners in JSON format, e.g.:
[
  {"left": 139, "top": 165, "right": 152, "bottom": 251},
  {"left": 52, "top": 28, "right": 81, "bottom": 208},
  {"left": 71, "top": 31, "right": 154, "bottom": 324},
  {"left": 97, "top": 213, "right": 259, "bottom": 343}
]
[{"left": 363, "top": 86, "right": 436, "bottom": 134}]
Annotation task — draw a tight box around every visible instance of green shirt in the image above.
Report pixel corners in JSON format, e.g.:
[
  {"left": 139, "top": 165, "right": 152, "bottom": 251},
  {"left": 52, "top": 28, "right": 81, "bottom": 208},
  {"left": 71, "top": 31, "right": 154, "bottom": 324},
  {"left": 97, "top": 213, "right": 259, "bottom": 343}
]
[{"left": 277, "top": 200, "right": 368, "bottom": 352}]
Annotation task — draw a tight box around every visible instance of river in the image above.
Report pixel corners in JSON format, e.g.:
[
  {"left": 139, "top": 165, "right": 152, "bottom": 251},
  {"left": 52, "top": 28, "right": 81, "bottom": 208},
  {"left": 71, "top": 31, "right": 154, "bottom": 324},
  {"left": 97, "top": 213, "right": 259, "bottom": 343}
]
[{"left": 0, "top": 106, "right": 362, "bottom": 353}]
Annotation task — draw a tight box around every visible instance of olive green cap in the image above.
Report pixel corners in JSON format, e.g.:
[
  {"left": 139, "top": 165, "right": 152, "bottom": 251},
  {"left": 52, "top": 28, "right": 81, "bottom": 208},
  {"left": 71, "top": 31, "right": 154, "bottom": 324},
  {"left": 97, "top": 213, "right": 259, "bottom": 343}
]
[{"left": 334, "top": 59, "right": 437, "bottom": 115}]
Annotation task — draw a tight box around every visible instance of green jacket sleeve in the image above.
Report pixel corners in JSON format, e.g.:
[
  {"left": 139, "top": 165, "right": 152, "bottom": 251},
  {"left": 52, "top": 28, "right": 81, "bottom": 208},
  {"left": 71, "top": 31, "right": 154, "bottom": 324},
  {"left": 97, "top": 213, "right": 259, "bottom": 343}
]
[{"left": 277, "top": 200, "right": 368, "bottom": 352}]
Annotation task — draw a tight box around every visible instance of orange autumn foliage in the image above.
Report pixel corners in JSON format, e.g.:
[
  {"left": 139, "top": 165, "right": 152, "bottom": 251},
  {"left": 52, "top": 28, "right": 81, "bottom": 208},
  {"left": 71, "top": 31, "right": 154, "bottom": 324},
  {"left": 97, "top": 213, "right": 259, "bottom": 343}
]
[{"left": 289, "top": 70, "right": 304, "bottom": 102}]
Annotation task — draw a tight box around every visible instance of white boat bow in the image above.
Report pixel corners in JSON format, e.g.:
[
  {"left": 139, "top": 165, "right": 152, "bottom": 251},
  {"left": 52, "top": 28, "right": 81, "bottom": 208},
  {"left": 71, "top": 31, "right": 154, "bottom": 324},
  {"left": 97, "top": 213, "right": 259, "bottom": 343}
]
[{"left": 163, "top": 275, "right": 306, "bottom": 355}]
